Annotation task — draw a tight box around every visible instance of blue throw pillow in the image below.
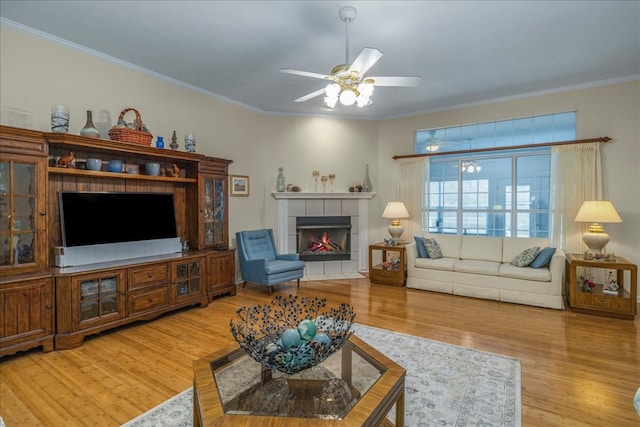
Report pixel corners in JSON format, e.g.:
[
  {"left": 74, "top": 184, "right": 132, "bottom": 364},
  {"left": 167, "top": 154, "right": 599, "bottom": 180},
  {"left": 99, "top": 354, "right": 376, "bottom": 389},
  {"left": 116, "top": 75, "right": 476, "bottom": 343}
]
[
  {"left": 530, "top": 247, "right": 556, "bottom": 268},
  {"left": 414, "top": 236, "right": 428, "bottom": 258}
]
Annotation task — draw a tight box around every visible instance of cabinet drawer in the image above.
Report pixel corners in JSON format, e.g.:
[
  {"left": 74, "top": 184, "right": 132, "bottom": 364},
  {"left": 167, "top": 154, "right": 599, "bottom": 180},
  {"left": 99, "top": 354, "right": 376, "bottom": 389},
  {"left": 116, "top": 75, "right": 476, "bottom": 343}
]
[
  {"left": 370, "top": 266, "right": 405, "bottom": 285},
  {"left": 370, "top": 266, "right": 403, "bottom": 280},
  {"left": 128, "top": 287, "right": 170, "bottom": 315},
  {"left": 572, "top": 291, "right": 633, "bottom": 314},
  {"left": 129, "top": 264, "right": 170, "bottom": 291}
]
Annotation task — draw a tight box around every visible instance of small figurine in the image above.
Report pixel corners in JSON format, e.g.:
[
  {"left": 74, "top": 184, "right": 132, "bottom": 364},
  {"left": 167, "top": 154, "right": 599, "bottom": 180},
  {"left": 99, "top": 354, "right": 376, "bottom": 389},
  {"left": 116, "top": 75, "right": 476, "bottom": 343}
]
[
  {"left": 56, "top": 151, "right": 75, "bottom": 168},
  {"left": 172, "top": 163, "right": 181, "bottom": 177},
  {"left": 603, "top": 271, "right": 619, "bottom": 293}
]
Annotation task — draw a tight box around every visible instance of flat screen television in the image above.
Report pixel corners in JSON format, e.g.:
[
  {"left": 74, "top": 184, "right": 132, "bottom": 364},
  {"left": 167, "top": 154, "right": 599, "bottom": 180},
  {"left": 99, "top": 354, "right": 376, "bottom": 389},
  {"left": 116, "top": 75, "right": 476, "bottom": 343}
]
[{"left": 59, "top": 191, "right": 178, "bottom": 247}]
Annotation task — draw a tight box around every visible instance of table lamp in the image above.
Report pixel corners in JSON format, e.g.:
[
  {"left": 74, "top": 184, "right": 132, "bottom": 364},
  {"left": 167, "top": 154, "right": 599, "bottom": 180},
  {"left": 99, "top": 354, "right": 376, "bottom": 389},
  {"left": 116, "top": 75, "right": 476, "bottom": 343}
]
[
  {"left": 574, "top": 200, "right": 622, "bottom": 255},
  {"left": 382, "top": 202, "right": 410, "bottom": 241}
]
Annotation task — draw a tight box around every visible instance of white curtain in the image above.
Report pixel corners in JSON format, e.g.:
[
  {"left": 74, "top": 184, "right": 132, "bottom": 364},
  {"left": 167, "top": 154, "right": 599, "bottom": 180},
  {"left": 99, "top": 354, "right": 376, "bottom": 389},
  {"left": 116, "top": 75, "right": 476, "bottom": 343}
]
[
  {"left": 549, "top": 143, "right": 602, "bottom": 253},
  {"left": 399, "top": 158, "right": 427, "bottom": 238}
]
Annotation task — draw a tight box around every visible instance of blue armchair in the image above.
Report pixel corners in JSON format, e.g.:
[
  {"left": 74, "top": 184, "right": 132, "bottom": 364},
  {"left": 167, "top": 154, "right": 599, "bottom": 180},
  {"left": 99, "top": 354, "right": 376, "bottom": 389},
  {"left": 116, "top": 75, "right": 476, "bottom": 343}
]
[{"left": 236, "top": 229, "right": 305, "bottom": 294}]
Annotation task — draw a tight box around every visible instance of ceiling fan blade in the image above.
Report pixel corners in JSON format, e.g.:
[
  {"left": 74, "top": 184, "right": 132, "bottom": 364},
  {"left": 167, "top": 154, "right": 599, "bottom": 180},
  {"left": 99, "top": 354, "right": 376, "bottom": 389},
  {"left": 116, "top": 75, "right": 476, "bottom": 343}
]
[
  {"left": 294, "top": 88, "right": 326, "bottom": 103},
  {"left": 280, "top": 68, "right": 332, "bottom": 80},
  {"left": 348, "top": 47, "right": 383, "bottom": 76},
  {"left": 368, "top": 76, "right": 422, "bottom": 87}
]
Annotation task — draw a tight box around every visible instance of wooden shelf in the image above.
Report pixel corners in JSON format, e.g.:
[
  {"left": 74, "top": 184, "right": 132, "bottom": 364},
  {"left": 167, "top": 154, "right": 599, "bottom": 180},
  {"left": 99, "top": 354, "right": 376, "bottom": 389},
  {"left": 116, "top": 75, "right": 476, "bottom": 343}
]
[
  {"left": 44, "top": 132, "right": 202, "bottom": 162},
  {"left": 48, "top": 166, "right": 197, "bottom": 183}
]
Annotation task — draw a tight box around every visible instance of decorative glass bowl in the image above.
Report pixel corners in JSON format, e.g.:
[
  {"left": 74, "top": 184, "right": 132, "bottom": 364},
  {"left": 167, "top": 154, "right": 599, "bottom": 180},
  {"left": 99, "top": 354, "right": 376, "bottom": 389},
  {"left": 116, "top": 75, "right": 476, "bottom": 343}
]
[{"left": 229, "top": 295, "right": 356, "bottom": 375}]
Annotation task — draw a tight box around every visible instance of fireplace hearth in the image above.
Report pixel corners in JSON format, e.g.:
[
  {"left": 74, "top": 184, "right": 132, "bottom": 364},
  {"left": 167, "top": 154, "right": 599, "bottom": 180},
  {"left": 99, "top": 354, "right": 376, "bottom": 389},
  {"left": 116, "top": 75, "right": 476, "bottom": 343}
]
[{"left": 297, "top": 216, "right": 351, "bottom": 262}]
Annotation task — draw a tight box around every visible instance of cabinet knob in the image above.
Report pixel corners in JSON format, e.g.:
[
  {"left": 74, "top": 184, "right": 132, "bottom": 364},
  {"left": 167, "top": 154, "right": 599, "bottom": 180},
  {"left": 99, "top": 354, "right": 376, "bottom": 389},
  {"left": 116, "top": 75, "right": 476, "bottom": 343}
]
[
  {"left": 40, "top": 211, "right": 46, "bottom": 216},
  {"left": 46, "top": 303, "right": 52, "bottom": 309},
  {"left": 120, "top": 291, "right": 126, "bottom": 296},
  {"left": 147, "top": 273, "right": 152, "bottom": 278}
]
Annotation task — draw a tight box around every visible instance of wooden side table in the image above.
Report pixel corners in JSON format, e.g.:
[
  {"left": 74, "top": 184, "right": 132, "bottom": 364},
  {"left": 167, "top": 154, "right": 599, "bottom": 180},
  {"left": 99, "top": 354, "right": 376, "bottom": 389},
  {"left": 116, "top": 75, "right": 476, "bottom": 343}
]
[
  {"left": 368, "top": 242, "right": 407, "bottom": 287},
  {"left": 565, "top": 253, "right": 637, "bottom": 319}
]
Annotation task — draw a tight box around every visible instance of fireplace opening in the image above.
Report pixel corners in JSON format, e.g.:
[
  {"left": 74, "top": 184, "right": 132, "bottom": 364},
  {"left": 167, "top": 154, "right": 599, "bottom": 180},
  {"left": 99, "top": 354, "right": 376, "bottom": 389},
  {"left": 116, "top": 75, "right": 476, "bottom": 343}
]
[{"left": 296, "top": 216, "right": 351, "bottom": 262}]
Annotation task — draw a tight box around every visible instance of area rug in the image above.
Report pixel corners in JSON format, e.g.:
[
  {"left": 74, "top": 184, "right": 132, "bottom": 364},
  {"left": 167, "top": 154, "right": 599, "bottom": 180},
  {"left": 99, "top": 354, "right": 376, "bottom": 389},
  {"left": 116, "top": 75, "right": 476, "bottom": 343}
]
[{"left": 122, "top": 324, "right": 521, "bottom": 426}]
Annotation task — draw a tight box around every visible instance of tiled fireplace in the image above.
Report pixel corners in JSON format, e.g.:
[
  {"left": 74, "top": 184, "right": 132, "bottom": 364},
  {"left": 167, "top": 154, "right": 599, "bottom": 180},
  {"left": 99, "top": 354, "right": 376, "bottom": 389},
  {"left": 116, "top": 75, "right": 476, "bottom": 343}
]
[{"left": 273, "top": 192, "right": 375, "bottom": 279}]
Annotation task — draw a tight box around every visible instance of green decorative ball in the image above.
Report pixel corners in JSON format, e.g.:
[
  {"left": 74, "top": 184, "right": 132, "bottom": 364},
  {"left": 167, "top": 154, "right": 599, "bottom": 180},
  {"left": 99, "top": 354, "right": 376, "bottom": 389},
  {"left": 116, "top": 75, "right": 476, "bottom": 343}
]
[
  {"left": 281, "top": 328, "right": 302, "bottom": 348},
  {"left": 312, "top": 332, "right": 331, "bottom": 348},
  {"left": 297, "top": 319, "right": 317, "bottom": 341}
]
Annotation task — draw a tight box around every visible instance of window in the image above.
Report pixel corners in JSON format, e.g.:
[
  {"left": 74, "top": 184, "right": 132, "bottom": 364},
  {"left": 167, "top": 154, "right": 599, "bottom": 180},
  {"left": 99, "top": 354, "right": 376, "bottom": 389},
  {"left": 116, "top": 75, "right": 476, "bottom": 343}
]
[{"left": 419, "top": 113, "right": 574, "bottom": 238}]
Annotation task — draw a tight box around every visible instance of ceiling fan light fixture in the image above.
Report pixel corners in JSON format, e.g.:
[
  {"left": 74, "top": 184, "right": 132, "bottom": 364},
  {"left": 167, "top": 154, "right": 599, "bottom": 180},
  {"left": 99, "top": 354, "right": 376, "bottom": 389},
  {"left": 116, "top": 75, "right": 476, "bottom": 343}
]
[
  {"left": 281, "top": 6, "right": 421, "bottom": 110},
  {"left": 325, "top": 83, "right": 341, "bottom": 97},
  {"left": 356, "top": 83, "right": 374, "bottom": 107},
  {"left": 339, "top": 89, "right": 357, "bottom": 105},
  {"left": 462, "top": 160, "right": 482, "bottom": 174},
  {"left": 425, "top": 130, "right": 441, "bottom": 152},
  {"left": 358, "top": 81, "right": 374, "bottom": 98},
  {"left": 324, "top": 95, "right": 338, "bottom": 109}
]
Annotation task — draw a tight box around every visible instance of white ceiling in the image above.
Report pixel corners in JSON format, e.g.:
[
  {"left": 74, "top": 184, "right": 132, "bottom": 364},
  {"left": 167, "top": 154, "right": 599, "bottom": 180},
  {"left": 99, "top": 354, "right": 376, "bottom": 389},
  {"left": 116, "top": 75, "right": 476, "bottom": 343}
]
[{"left": 1, "top": 1, "right": 639, "bottom": 120}]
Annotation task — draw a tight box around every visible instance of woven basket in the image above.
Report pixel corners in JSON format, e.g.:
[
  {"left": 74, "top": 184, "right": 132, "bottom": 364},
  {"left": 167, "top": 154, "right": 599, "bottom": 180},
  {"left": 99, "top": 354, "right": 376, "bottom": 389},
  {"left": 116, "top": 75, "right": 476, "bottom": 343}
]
[{"left": 108, "top": 108, "right": 153, "bottom": 146}]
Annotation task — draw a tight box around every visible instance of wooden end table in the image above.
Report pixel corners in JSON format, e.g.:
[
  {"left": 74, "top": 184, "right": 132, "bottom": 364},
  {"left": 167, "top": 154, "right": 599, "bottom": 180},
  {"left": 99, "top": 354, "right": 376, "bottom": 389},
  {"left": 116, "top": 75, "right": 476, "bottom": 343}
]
[
  {"left": 368, "top": 242, "right": 407, "bottom": 286},
  {"left": 565, "top": 253, "right": 637, "bottom": 319}
]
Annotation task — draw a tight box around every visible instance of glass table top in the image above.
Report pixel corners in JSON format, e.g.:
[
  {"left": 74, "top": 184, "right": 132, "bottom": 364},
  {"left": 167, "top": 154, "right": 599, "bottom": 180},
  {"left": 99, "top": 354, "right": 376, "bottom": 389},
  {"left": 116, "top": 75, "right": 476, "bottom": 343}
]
[{"left": 209, "top": 337, "right": 386, "bottom": 419}]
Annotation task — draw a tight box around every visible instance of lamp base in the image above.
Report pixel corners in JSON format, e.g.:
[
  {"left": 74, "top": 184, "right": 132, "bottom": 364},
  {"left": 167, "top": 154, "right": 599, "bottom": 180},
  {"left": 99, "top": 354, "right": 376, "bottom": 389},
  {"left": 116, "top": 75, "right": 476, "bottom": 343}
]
[
  {"left": 582, "top": 231, "right": 609, "bottom": 255},
  {"left": 388, "top": 225, "right": 404, "bottom": 241}
]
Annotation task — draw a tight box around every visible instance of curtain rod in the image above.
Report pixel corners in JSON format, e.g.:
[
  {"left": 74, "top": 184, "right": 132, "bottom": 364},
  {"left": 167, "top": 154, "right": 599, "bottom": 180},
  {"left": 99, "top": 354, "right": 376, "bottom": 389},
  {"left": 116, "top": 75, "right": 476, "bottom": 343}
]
[{"left": 392, "top": 136, "right": 612, "bottom": 160}]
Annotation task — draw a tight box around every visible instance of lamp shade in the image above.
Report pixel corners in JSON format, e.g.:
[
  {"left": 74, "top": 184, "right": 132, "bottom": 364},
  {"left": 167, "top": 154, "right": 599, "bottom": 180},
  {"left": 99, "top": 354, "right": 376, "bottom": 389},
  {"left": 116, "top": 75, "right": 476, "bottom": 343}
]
[
  {"left": 574, "top": 200, "right": 622, "bottom": 223},
  {"left": 382, "top": 202, "right": 410, "bottom": 220},
  {"left": 574, "top": 200, "right": 622, "bottom": 255},
  {"left": 382, "top": 202, "right": 410, "bottom": 240}
]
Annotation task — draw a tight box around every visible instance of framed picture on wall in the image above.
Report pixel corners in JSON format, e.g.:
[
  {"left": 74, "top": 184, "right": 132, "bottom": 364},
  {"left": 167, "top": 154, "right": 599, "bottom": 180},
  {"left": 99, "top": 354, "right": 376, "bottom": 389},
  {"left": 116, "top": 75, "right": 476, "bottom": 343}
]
[{"left": 230, "top": 175, "right": 249, "bottom": 197}]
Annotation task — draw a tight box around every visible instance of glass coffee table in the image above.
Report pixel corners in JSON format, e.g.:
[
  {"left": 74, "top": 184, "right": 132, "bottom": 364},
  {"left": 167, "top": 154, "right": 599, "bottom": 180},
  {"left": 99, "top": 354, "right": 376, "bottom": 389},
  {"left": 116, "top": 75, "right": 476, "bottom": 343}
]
[{"left": 193, "top": 335, "right": 405, "bottom": 426}]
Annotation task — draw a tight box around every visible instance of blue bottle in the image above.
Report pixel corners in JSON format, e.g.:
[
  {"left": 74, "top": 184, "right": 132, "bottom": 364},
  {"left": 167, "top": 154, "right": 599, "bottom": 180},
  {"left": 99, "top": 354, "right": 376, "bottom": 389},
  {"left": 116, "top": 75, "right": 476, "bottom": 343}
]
[{"left": 156, "top": 136, "right": 164, "bottom": 148}]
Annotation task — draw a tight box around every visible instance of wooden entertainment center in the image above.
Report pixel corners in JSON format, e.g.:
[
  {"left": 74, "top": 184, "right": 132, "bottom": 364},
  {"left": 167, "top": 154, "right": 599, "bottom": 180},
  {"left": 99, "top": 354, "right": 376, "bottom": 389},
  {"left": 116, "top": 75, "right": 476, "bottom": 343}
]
[{"left": 0, "top": 125, "right": 236, "bottom": 356}]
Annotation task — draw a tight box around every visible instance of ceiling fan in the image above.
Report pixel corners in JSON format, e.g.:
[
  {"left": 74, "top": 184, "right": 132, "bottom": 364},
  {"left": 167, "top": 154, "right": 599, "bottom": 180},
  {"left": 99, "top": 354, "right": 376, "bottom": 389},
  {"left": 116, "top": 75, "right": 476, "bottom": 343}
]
[{"left": 280, "top": 6, "right": 422, "bottom": 109}]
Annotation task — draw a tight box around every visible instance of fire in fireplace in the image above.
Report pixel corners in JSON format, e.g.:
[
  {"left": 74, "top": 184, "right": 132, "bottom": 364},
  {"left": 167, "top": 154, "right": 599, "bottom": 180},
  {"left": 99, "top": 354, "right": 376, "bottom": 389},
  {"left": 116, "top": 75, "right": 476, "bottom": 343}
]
[{"left": 296, "top": 216, "right": 351, "bottom": 262}]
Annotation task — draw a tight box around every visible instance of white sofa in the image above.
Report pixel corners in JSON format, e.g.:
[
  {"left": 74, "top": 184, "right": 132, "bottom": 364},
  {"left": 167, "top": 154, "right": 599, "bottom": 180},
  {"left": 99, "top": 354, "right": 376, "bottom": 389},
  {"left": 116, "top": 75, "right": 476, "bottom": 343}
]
[{"left": 406, "top": 234, "right": 565, "bottom": 309}]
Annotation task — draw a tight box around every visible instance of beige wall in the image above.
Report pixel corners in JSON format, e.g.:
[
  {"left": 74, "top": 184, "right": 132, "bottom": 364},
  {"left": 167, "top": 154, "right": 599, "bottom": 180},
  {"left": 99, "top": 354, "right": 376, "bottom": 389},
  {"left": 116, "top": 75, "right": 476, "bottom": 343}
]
[{"left": 2, "top": 24, "right": 639, "bottom": 272}]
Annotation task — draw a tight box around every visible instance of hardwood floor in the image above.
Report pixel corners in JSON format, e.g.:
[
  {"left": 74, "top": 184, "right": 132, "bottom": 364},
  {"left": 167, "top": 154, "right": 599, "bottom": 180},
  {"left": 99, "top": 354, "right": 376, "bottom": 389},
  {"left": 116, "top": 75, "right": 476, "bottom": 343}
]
[{"left": 1, "top": 278, "right": 638, "bottom": 426}]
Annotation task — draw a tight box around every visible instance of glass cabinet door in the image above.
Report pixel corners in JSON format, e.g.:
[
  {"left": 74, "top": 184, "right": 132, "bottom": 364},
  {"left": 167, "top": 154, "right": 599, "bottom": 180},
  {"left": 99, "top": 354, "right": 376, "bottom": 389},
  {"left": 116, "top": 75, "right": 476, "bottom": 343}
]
[
  {"left": 174, "top": 259, "right": 203, "bottom": 301},
  {"left": 202, "top": 176, "right": 226, "bottom": 247},
  {"left": 0, "top": 157, "right": 44, "bottom": 272},
  {"left": 74, "top": 272, "right": 125, "bottom": 327}
]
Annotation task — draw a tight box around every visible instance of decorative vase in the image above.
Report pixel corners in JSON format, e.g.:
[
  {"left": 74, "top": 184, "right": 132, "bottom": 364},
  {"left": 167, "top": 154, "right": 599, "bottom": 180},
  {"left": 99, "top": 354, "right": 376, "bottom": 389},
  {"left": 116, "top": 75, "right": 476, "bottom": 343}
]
[
  {"left": 80, "top": 110, "right": 100, "bottom": 138},
  {"left": 276, "top": 167, "right": 286, "bottom": 192},
  {"left": 107, "top": 160, "right": 123, "bottom": 173},
  {"left": 51, "top": 105, "right": 69, "bottom": 133},
  {"left": 185, "top": 134, "right": 196, "bottom": 153},
  {"left": 170, "top": 130, "right": 179, "bottom": 150},
  {"left": 156, "top": 136, "right": 164, "bottom": 148},
  {"left": 362, "top": 164, "right": 372, "bottom": 192}
]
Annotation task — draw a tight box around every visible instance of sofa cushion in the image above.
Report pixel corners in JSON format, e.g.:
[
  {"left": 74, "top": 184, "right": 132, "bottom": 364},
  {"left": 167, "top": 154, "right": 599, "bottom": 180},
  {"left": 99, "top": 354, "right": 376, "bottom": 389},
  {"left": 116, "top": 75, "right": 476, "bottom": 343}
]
[
  {"left": 455, "top": 259, "right": 500, "bottom": 276},
  {"left": 461, "top": 236, "right": 503, "bottom": 262},
  {"left": 530, "top": 247, "right": 556, "bottom": 268},
  {"left": 499, "top": 263, "right": 552, "bottom": 282},
  {"left": 511, "top": 247, "right": 541, "bottom": 267},
  {"left": 414, "top": 236, "right": 428, "bottom": 258},
  {"left": 502, "top": 237, "right": 549, "bottom": 263},
  {"left": 426, "top": 234, "right": 462, "bottom": 258},
  {"left": 414, "top": 257, "right": 458, "bottom": 271},
  {"left": 424, "top": 238, "right": 443, "bottom": 259}
]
